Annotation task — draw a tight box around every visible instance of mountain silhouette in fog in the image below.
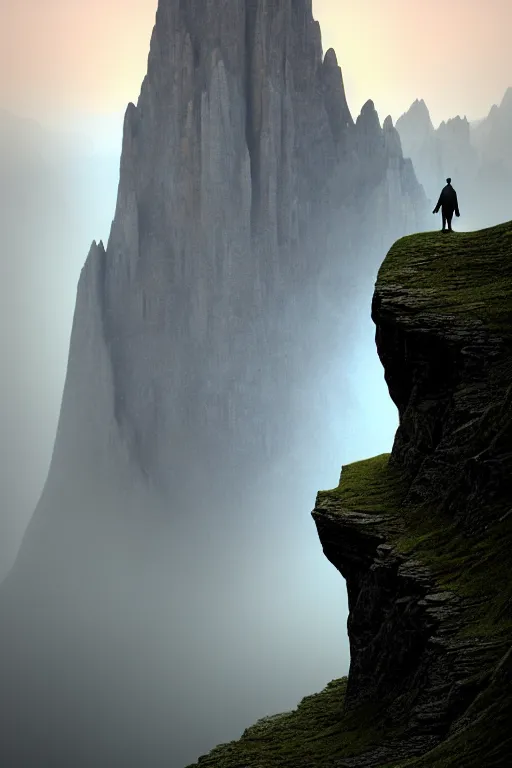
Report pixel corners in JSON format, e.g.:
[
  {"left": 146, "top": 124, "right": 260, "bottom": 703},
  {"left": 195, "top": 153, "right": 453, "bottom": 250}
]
[
  {"left": 0, "top": 109, "right": 119, "bottom": 578},
  {"left": 396, "top": 87, "right": 512, "bottom": 229},
  {"left": 1, "top": 3, "right": 510, "bottom": 768},
  {"left": 0, "top": 2, "right": 427, "bottom": 766}
]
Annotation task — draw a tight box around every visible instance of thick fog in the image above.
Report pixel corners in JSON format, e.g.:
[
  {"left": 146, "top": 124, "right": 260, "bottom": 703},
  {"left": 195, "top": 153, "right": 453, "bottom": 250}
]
[
  {"left": 0, "top": 113, "right": 120, "bottom": 573},
  {"left": 395, "top": 89, "right": 512, "bottom": 232},
  {"left": 0, "top": 105, "right": 405, "bottom": 767},
  {"left": 2, "top": 80, "right": 510, "bottom": 765},
  {"left": 1, "top": 0, "right": 510, "bottom": 756}
]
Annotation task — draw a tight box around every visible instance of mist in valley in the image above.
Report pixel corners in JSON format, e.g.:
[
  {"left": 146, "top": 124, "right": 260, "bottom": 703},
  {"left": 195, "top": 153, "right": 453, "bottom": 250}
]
[
  {"left": 1, "top": 3, "right": 510, "bottom": 766},
  {"left": 0, "top": 109, "right": 400, "bottom": 767}
]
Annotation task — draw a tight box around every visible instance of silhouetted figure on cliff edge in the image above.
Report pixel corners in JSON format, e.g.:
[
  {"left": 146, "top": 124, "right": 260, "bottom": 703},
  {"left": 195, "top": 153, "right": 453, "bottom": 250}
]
[{"left": 433, "top": 177, "right": 460, "bottom": 232}]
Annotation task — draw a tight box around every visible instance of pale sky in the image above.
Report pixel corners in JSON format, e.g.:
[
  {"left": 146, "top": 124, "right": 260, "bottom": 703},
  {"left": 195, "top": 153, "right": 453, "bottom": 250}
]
[{"left": 0, "top": 0, "right": 510, "bottom": 132}]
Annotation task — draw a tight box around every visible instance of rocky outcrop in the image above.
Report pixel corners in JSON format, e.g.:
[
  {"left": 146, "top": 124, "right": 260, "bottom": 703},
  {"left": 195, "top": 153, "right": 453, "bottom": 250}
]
[
  {"left": 396, "top": 91, "right": 512, "bottom": 230},
  {"left": 372, "top": 225, "right": 512, "bottom": 532},
  {"left": 315, "top": 221, "right": 512, "bottom": 765},
  {"left": 186, "top": 220, "right": 512, "bottom": 767}
]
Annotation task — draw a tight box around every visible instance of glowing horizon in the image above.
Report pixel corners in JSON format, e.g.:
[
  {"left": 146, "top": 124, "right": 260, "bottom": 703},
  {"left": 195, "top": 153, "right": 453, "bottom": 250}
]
[{"left": 1, "top": 0, "right": 510, "bottom": 132}]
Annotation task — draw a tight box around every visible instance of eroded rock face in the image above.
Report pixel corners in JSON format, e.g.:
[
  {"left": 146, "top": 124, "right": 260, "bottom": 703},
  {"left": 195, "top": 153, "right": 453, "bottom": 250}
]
[
  {"left": 176, "top": 226, "right": 511, "bottom": 768},
  {"left": 313, "top": 222, "right": 512, "bottom": 765},
  {"left": 314, "top": 488, "right": 471, "bottom": 764},
  {"left": 372, "top": 228, "right": 512, "bottom": 533}
]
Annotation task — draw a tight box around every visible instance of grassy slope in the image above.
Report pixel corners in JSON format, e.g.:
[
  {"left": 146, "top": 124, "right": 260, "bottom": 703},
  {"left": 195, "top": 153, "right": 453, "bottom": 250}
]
[
  {"left": 185, "top": 677, "right": 392, "bottom": 768},
  {"left": 185, "top": 223, "right": 512, "bottom": 767}
]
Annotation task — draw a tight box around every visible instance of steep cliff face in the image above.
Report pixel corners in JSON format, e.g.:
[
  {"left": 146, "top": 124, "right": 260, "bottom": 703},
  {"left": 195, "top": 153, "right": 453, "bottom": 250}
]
[
  {"left": 187, "top": 220, "right": 512, "bottom": 767},
  {"left": 34, "top": 0, "right": 425, "bottom": 498},
  {"left": 0, "top": 2, "right": 428, "bottom": 766},
  {"left": 314, "top": 221, "right": 512, "bottom": 765},
  {"left": 372, "top": 223, "right": 512, "bottom": 533}
]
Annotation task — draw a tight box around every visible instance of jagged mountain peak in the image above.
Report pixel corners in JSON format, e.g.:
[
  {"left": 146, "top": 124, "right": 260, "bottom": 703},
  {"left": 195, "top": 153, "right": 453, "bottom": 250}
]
[
  {"left": 382, "top": 115, "right": 404, "bottom": 159},
  {"left": 438, "top": 113, "right": 470, "bottom": 129},
  {"left": 356, "top": 99, "right": 381, "bottom": 133},
  {"left": 406, "top": 97, "right": 429, "bottom": 115},
  {"left": 410, "top": 97, "right": 429, "bottom": 113},
  {"left": 382, "top": 114, "right": 394, "bottom": 130},
  {"left": 321, "top": 47, "right": 354, "bottom": 137},
  {"left": 396, "top": 86, "right": 512, "bottom": 231},
  {"left": 16, "top": 0, "right": 427, "bottom": 509},
  {"left": 396, "top": 98, "right": 434, "bottom": 133},
  {"left": 7, "top": 0, "right": 427, "bottom": 565},
  {"left": 0, "top": 3, "right": 428, "bottom": 765},
  {"left": 434, "top": 114, "right": 472, "bottom": 153},
  {"left": 361, "top": 98, "right": 376, "bottom": 113},
  {"left": 323, "top": 46, "right": 339, "bottom": 67}
]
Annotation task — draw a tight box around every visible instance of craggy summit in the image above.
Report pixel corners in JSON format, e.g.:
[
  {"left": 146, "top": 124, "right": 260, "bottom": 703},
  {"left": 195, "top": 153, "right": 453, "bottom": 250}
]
[
  {"left": 0, "top": 2, "right": 426, "bottom": 766},
  {"left": 187, "top": 220, "right": 512, "bottom": 767}
]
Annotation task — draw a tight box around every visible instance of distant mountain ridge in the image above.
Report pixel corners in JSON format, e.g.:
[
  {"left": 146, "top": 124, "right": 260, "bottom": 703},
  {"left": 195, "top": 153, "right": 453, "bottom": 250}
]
[
  {"left": 0, "top": 109, "right": 119, "bottom": 579},
  {"left": 395, "top": 88, "right": 512, "bottom": 229}
]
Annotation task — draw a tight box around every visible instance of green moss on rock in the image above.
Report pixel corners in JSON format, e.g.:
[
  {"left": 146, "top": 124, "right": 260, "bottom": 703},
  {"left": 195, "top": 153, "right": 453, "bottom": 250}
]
[
  {"left": 317, "top": 452, "right": 409, "bottom": 514},
  {"left": 319, "top": 447, "right": 512, "bottom": 640},
  {"left": 184, "top": 677, "right": 391, "bottom": 767},
  {"left": 376, "top": 222, "right": 512, "bottom": 335},
  {"left": 388, "top": 648, "right": 512, "bottom": 767}
]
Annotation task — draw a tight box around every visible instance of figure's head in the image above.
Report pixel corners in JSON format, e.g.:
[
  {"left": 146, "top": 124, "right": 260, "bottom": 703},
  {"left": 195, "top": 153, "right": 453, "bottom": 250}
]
[{"left": 446, "top": 177, "right": 452, "bottom": 184}]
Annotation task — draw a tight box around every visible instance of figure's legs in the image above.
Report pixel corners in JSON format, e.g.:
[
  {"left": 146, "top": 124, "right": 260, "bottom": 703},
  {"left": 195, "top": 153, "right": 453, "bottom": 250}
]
[
  {"left": 446, "top": 211, "right": 453, "bottom": 231},
  {"left": 441, "top": 211, "right": 447, "bottom": 231}
]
